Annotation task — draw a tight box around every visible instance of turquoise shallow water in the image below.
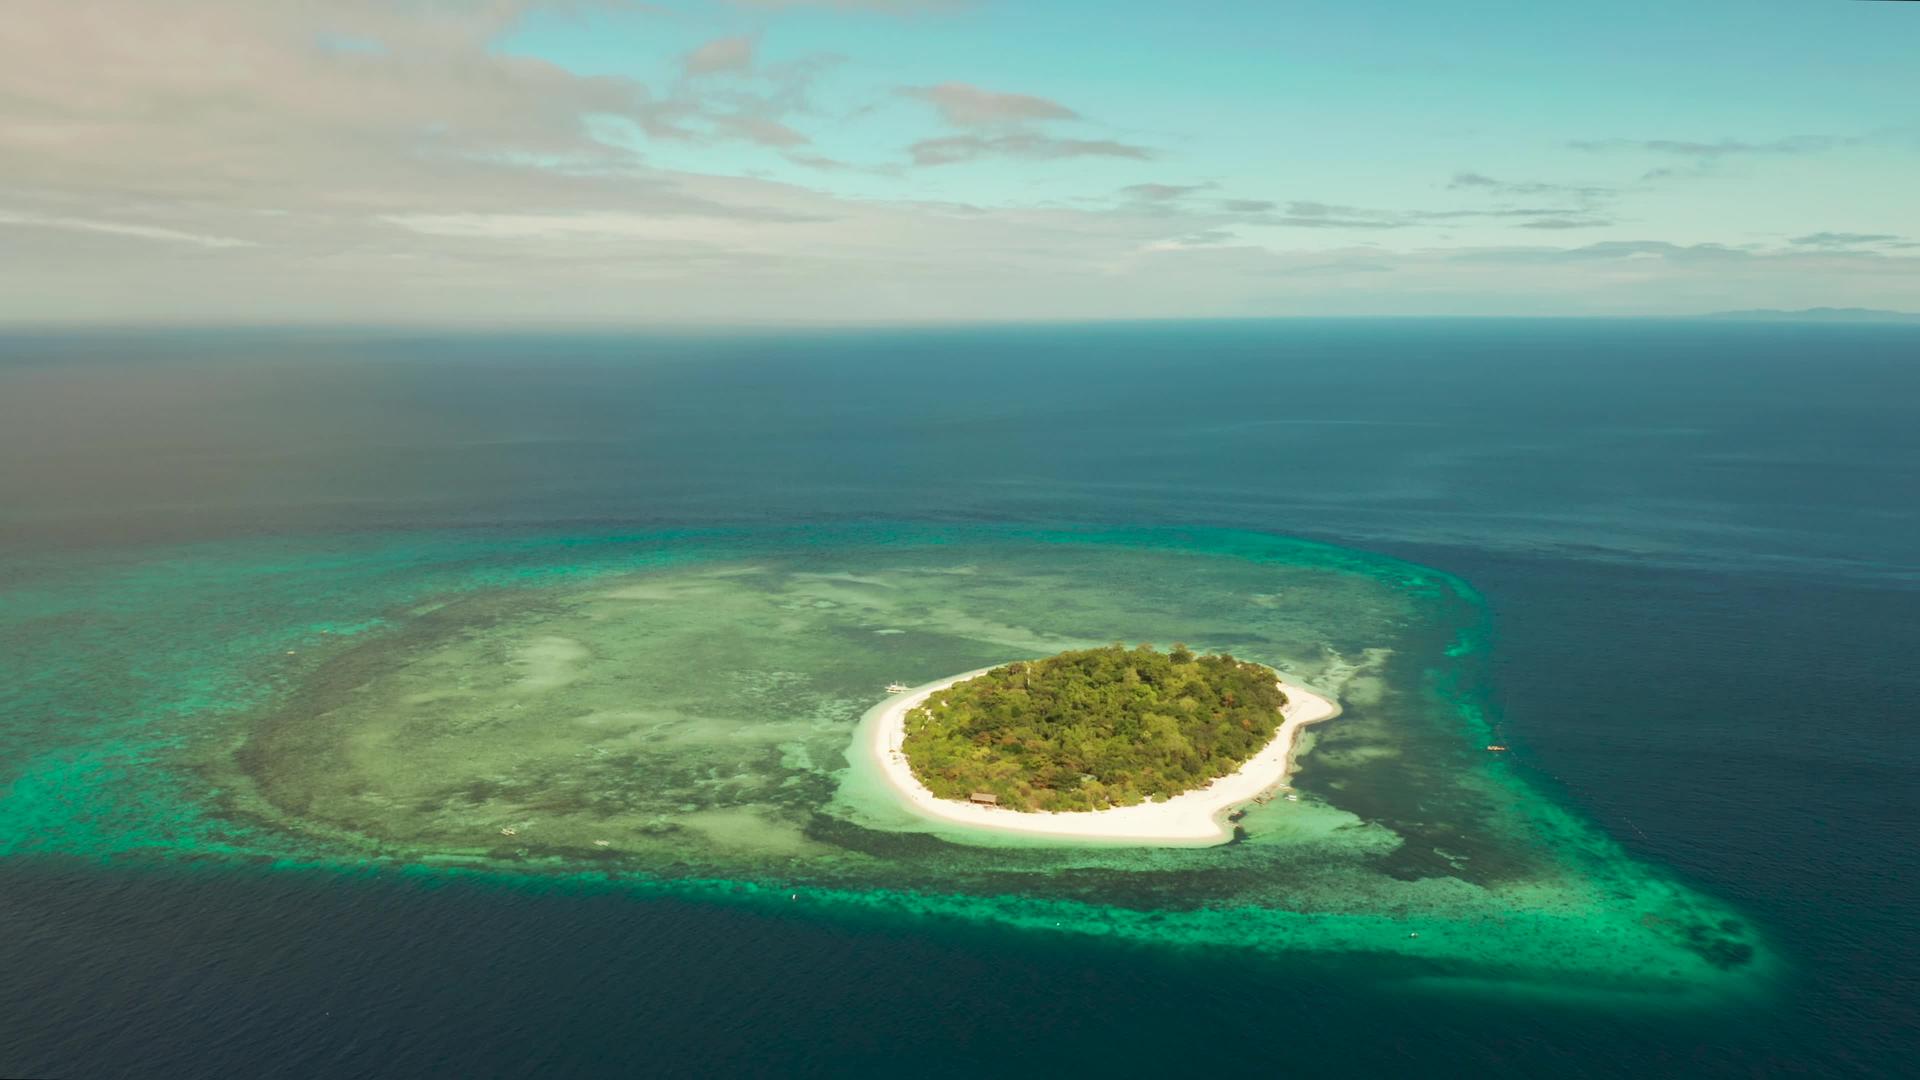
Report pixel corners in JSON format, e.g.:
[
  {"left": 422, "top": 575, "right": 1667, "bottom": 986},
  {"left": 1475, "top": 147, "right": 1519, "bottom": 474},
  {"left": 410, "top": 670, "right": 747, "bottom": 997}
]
[
  {"left": 2, "top": 321, "right": 1915, "bottom": 1076},
  {"left": 0, "top": 525, "right": 1772, "bottom": 1008}
]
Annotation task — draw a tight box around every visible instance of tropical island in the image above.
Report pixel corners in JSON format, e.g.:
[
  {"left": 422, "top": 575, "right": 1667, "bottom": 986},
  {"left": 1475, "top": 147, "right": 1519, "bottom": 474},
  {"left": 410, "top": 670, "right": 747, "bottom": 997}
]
[
  {"left": 865, "top": 644, "right": 1340, "bottom": 844},
  {"left": 904, "top": 644, "right": 1287, "bottom": 811}
]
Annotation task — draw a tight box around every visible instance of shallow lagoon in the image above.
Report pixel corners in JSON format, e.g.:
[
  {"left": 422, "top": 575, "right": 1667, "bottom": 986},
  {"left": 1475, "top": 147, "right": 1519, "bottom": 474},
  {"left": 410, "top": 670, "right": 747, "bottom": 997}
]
[{"left": 0, "top": 524, "right": 1770, "bottom": 1005}]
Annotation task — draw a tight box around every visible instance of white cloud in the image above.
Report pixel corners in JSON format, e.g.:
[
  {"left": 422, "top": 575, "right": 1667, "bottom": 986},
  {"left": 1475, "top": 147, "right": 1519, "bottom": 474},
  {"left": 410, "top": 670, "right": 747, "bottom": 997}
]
[
  {"left": 1, "top": 0, "right": 1912, "bottom": 322},
  {"left": 0, "top": 210, "right": 256, "bottom": 248},
  {"left": 902, "top": 83, "right": 1078, "bottom": 127},
  {"left": 909, "top": 133, "right": 1153, "bottom": 166},
  {"left": 684, "top": 35, "right": 757, "bottom": 77}
]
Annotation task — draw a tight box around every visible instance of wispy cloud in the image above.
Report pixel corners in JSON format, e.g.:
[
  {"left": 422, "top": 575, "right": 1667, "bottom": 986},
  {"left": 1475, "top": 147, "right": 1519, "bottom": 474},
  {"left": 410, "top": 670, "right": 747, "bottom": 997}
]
[
  {"left": 1789, "top": 231, "right": 1912, "bottom": 249},
  {"left": 1164, "top": 195, "right": 1618, "bottom": 232},
  {"left": 1447, "top": 240, "right": 1752, "bottom": 265},
  {"left": 1203, "top": 201, "right": 1373, "bottom": 227},
  {"left": 1287, "top": 201, "right": 1367, "bottom": 219},
  {"left": 1571, "top": 135, "right": 1856, "bottom": 157},
  {"left": 732, "top": 0, "right": 961, "bottom": 10},
  {"left": 899, "top": 81, "right": 1152, "bottom": 165},
  {"left": 3, "top": 0, "right": 1912, "bottom": 322},
  {"left": 1518, "top": 217, "right": 1611, "bottom": 230},
  {"left": 0, "top": 210, "right": 257, "bottom": 248},
  {"left": 1447, "top": 171, "right": 1614, "bottom": 200},
  {"left": 0, "top": 0, "right": 802, "bottom": 217},
  {"left": 1259, "top": 260, "right": 1395, "bottom": 278},
  {"left": 902, "top": 82, "right": 1078, "bottom": 126},
  {"left": 382, "top": 206, "right": 832, "bottom": 241},
  {"left": 1119, "top": 182, "right": 1211, "bottom": 202},
  {"left": 910, "top": 133, "right": 1152, "bottom": 166},
  {"left": 1138, "top": 228, "right": 1239, "bottom": 251},
  {"left": 683, "top": 34, "right": 757, "bottom": 78}
]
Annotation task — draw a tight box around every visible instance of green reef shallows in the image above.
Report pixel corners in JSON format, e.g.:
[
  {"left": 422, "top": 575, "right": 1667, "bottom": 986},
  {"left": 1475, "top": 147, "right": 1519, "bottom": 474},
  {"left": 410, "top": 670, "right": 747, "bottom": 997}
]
[{"left": 0, "top": 525, "right": 1775, "bottom": 1005}]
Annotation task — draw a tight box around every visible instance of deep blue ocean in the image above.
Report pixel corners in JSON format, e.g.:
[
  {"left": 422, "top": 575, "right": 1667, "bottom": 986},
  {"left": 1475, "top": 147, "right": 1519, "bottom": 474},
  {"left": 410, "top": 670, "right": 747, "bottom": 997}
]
[{"left": 1, "top": 320, "right": 1915, "bottom": 1077}]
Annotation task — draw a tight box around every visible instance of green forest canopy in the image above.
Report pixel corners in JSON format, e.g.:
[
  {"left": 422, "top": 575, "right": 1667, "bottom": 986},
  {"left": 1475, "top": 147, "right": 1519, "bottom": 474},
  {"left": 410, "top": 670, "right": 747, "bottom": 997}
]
[{"left": 901, "top": 644, "right": 1289, "bottom": 812}]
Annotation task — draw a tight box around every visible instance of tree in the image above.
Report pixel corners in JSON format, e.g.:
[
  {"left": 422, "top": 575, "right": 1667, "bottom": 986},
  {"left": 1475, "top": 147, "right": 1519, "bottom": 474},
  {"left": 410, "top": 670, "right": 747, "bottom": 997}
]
[{"left": 901, "top": 644, "right": 1285, "bottom": 812}]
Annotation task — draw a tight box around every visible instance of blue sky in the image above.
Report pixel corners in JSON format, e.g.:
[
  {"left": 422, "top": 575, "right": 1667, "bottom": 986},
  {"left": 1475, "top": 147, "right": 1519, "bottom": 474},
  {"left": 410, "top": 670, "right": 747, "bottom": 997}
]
[
  {"left": 2, "top": 0, "right": 1916, "bottom": 322},
  {"left": 501, "top": 0, "right": 1918, "bottom": 242}
]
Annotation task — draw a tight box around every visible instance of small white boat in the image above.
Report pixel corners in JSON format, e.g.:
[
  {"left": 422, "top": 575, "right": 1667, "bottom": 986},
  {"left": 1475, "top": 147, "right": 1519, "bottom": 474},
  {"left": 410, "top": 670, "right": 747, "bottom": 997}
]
[{"left": 885, "top": 682, "right": 909, "bottom": 694}]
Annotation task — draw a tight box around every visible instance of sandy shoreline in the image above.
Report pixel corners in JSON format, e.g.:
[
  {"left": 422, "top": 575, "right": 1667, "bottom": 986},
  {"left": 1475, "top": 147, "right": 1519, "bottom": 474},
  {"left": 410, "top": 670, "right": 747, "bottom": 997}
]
[{"left": 868, "top": 664, "right": 1340, "bottom": 845}]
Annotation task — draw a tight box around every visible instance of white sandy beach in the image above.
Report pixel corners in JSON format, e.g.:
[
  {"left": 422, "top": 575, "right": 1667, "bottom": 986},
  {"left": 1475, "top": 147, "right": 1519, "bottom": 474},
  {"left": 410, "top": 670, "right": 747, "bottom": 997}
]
[{"left": 869, "top": 665, "right": 1341, "bottom": 845}]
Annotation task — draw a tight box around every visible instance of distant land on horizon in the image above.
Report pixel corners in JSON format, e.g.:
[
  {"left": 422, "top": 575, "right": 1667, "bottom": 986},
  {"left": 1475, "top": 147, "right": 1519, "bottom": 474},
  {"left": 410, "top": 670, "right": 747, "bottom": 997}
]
[{"left": 1702, "top": 307, "right": 1920, "bottom": 324}]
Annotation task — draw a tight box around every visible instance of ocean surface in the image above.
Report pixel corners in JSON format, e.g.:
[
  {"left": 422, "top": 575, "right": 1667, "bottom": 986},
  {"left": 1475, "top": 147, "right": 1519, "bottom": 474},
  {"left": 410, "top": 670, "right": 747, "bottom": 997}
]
[{"left": 1, "top": 319, "right": 1915, "bottom": 1077}]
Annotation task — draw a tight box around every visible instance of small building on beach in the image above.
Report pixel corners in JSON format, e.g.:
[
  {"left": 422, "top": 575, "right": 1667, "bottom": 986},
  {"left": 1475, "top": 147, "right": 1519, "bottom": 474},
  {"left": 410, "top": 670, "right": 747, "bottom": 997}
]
[{"left": 968, "top": 792, "right": 999, "bottom": 806}]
